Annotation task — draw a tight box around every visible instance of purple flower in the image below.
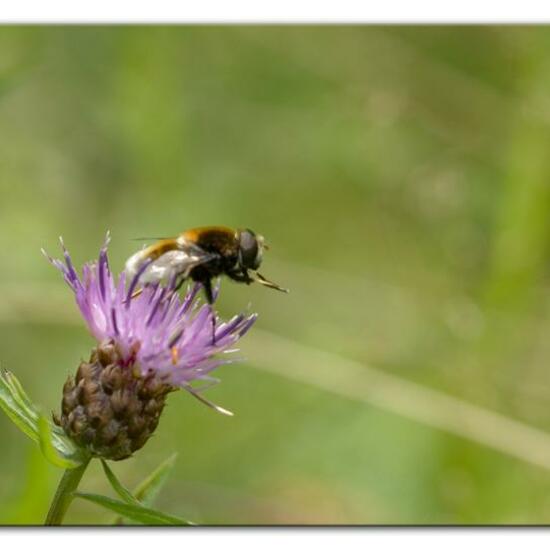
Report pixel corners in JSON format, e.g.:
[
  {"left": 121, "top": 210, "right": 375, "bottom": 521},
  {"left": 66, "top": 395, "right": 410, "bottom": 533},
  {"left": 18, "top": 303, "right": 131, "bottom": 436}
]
[{"left": 43, "top": 234, "right": 256, "bottom": 405}]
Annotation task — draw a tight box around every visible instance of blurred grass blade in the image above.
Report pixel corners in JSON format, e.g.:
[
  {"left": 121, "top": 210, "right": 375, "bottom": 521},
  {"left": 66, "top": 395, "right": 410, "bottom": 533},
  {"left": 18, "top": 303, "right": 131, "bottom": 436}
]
[
  {"left": 38, "top": 413, "right": 83, "bottom": 469},
  {"left": 101, "top": 460, "right": 141, "bottom": 506},
  {"left": 75, "top": 492, "right": 193, "bottom": 526},
  {"left": 0, "top": 445, "right": 51, "bottom": 525},
  {"left": 133, "top": 453, "right": 178, "bottom": 506},
  {"left": 249, "top": 328, "right": 550, "bottom": 472}
]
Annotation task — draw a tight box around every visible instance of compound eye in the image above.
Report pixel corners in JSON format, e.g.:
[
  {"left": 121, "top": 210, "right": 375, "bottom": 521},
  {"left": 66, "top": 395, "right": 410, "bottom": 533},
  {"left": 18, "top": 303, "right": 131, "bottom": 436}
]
[{"left": 239, "top": 229, "right": 261, "bottom": 270}]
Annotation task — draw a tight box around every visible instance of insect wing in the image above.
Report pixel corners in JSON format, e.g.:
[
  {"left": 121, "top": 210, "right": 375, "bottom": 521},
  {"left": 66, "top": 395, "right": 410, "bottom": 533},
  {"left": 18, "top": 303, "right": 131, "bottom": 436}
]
[{"left": 138, "top": 247, "right": 213, "bottom": 285}]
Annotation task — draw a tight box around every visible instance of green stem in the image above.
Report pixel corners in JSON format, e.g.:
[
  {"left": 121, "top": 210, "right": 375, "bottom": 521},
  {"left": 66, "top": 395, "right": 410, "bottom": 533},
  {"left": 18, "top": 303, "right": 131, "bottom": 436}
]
[{"left": 45, "top": 457, "right": 91, "bottom": 525}]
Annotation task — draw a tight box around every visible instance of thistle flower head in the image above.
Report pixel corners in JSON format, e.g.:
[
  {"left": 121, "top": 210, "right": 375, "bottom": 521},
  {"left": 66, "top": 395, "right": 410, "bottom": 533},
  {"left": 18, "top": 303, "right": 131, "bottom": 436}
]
[
  {"left": 44, "top": 234, "right": 257, "bottom": 460},
  {"left": 45, "top": 233, "right": 256, "bottom": 388}
]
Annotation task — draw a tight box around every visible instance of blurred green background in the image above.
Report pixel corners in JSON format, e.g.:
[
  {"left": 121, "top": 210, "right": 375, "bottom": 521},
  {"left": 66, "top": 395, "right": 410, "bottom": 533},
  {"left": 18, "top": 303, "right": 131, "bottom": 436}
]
[{"left": 2, "top": 26, "right": 550, "bottom": 524}]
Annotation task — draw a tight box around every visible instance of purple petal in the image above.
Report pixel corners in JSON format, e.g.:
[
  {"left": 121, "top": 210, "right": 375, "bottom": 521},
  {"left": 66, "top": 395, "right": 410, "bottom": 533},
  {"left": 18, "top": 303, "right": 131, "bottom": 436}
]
[{"left": 46, "top": 235, "right": 258, "bottom": 391}]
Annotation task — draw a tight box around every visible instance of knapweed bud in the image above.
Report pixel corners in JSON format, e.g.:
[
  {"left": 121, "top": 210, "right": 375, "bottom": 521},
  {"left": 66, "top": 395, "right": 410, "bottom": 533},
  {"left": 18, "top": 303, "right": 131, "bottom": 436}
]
[
  {"left": 45, "top": 234, "right": 257, "bottom": 461},
  {"left": 55, "top": 341, "right": 173, "bottom": 460}
]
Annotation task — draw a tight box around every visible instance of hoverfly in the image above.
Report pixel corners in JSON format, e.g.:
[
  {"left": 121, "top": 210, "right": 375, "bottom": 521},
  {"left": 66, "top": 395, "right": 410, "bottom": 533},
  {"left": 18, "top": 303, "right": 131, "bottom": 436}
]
[{"left": 125, "top": 226, "right": 288, "bottom": 306}]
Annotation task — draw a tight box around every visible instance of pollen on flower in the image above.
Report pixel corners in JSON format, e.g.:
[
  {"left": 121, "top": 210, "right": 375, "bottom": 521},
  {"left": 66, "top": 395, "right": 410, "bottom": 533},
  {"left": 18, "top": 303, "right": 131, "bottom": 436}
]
[{"left": 45, "top": 234, "right": 257, "bottom": 460}]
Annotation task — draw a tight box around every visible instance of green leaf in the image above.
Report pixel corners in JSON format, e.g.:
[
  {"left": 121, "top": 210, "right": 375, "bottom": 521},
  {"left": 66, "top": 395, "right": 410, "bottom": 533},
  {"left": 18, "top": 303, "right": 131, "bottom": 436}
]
[
  {"left": 38, "top": 413, "right": 82, "bottom": 469},
  {"left": 101, "top": 460, "right": 141, "bottom": 506},
  {"left": 0, "top": 369, "right": 40, "bottom": 442},
  {"left": 133, "top": 453, "right": 178, "bottom": 507},
  {"left": 5, "top": 370, "right": 40, "bottom": 418},
  {"left": 74, "top": 492, "right": 194, "bottom": 526},
  {"left": 111, "top": 453, "right": 178, "bottom": 525},
  {"left": 0, "top": 369, "right": 87, "bottom": 469}
]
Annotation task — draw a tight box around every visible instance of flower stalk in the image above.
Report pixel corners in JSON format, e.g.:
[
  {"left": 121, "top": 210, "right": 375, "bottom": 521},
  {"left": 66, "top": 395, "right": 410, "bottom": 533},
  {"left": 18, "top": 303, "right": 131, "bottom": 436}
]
[{"left": 45, "top": 456, "right": 91, "bottom": 525}]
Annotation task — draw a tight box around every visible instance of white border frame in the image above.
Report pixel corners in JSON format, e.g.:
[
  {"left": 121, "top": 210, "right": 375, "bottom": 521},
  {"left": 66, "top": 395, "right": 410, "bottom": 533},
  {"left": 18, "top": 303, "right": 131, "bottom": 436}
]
[{"left": 2, "top": 1, "right": 550, "bottom": 24}]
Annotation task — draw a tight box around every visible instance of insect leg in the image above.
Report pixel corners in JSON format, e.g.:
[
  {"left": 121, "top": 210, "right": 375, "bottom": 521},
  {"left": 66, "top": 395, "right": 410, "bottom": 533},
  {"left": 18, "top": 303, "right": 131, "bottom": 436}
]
[
  {"left": 227, "top": 269, "right": 254, "bottom": 284},
  {"left": 253, "top": 272, "right": 289, "bottom": 293},
  {"left": 162, "top": 274, "right": 190, "bottom": 304},
  {"left": 202, "top": 278, "right": 217, "bottom": 345},
  {"left": 173, "top": 275, "right": 188, "bottom": 293},
  {"left": 122, "top": 287, "right": 144, "bottom": 304}
]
